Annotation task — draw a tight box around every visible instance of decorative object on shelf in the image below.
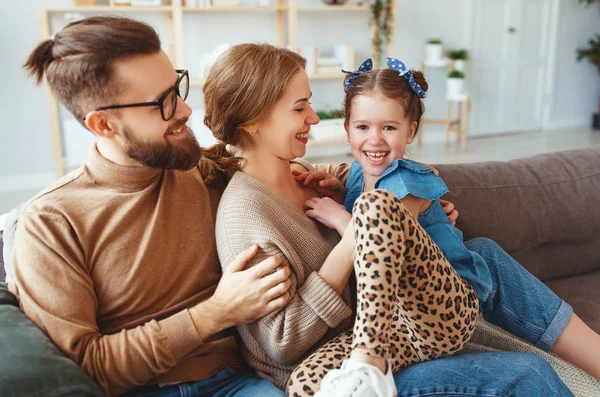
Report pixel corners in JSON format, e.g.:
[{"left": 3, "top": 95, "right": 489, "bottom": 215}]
[
  {"left": 425, "top": 38, "right": 443, "bottom": 63},
  {"left": 74, "top": 0, "right": 95, "bottom": 5},
  {"left": 310, "top": 109, "right": 345, "bottom": 142},
  {"left": 370, "top": 0, "right": 393, "bottom": 67},
  {"left": 303, "top": 45, "right": 354, "bottom": 76},
  {"left": 316, "top": 109, "right": 344, "bottom": 120},
  {"left": 322, "top": 0, "right": 348, "bottom": 4},
  {"left": 447, "top": 49, "right": 469, "bottom": 72},
  {"left": 131, "top": 0, "right": 163, "bottom": 5},
  {"left": 447, "top": 70, "right": 465, "bottom": 99},
  {"left": 576, "top": 32, "right": 600, "bottom": 129},
  {"left": 199, "top": 43, "right": 232, "bottom": 81},
  {"left": 114, "top": 0, "right": 133, "bottom": 5}
]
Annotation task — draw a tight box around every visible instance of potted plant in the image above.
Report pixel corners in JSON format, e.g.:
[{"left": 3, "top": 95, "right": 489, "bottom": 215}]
[
  {"left": 370, "top": 0, "right": 392, "bottom": 67},
  {"left": 576, "top": 34, "right": 600, "bottom": 129},
  {"left": 448, "top": 49, "right": 469, "bottom": 72},
  {"left": 311, "top": 109, "right": 345, "bottom": 142},
  {"left": 447, "top": 70, "right": 465, "bottom": 98},
  {"left": 425, "top": 38, "right": 443, "bottom": 63}
]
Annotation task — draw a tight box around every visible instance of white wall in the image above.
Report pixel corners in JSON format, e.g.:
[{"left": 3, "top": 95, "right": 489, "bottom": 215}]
[
  {"left": 0, "top": 0, "right": 598, "bottom": 193},
  {"left": 547, "top": 0, "right": 600, "bottom": 129}
]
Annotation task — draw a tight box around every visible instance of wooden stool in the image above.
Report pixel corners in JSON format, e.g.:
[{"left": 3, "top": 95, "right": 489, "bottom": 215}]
[
  {"left": 445, "top": 94, "right": 470, "bottom": 152},
  {"left": 418, "top": 94, "right": 470, "bottom": 152}
]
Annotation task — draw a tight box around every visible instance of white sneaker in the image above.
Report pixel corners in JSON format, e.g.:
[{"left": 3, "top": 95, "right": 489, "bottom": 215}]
[{"left": 314, "top": 358, "right": 397, "bottom": 397}]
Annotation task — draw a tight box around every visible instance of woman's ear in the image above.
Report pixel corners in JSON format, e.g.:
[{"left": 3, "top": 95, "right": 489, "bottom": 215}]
[
  {"left": 407, "top": 121, "right": 418, "bottom": 144},
  {"left": 243, "top": 124, "right": 258, "bottom": 136},
  {"left": 84, "top": 111, "right": 118, "bottom": 139}
]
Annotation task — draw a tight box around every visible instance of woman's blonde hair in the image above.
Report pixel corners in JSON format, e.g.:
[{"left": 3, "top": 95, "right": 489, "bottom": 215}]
[{"left": 200, "top": 43, "right": 306, "bottom": 185}]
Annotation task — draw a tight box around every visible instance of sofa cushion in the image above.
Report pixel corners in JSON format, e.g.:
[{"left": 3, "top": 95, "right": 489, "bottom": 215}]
[
  {"left": 545, "top": 270, "right": 600, "bottom": 333},
  {"left": 0, "top": 231, "right": 4, "bottom": 282},
  {"left": 0, "top": 282, "right": 104, "bottom": 397},
  {"left": 437, "top": 147, "right": 600, "bottom": 282}
]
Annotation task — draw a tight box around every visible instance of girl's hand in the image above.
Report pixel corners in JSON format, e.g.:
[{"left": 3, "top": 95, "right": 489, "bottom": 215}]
[
  {"left": 293, "top": 170, "right": 346, "bottom": 204},
  {"left": 305, "top": 197, "right": 352, "bottom": 236},
  {"left": 439, "top": 199, "right": 459, "bottom": 225}
]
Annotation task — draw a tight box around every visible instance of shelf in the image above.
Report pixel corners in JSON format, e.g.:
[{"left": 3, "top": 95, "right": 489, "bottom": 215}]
[
  {"left": 45, "top": 6, "right": 174, "bottom": 12},
  {"left": 192, "top": 72, "right": 344, "bottom": 86},
  {"left": 309, "top": 72, "right": 345, "bottom": 80},
  {"left": 298, "top": 5, "right": 369, "bottom": 11},
  {"left": 307, "top": 137, "right": 347, "bottom": 146},
  {"left": 183, "top": 6, "right": 288, "bottom": 12}
]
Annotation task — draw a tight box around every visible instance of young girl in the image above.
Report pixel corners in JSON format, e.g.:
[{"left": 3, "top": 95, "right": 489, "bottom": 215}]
[{"left": 294, "top": 57, "right": 600, "bottom": 392}]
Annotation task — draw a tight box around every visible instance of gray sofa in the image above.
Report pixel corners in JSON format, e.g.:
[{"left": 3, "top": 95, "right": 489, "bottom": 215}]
[{"left": 0, "top": 146, "right": 599, "bottom": 396}]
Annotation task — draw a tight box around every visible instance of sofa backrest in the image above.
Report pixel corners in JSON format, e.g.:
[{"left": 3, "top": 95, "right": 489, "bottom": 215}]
[{"left": 437, "top": 147, "right": 600, "bottom": 282}]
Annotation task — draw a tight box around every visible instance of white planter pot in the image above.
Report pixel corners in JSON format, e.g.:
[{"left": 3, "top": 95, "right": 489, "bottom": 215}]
[
  {"left": 309, "top": 118, "right": 346, "bottom": 142},
  {"left": 453, "top": 59, "right": 466, "bottom": 72},
  {"left": 425, "top": 44, "right": 443, "bottom": 63},
  {"left": 446, "top": 78, "right": 464, "bottom": 98}
]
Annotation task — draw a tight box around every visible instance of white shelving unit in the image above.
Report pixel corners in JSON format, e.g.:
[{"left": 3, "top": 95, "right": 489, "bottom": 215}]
[{"left": 40, "top": 0, "right": 396, "bottom": 177}]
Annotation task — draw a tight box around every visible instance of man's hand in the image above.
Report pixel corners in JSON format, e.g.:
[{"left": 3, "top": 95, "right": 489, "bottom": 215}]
[
  {"left": 189, "top": 245, "right": 291, "bottom": 339},
  {"left": 305, "top": 197, "right": 352, "bottom": 236},
  {"left": 292, "top": 170, "right": 346, "bottom": 204},
  {"left": 439, "top": 199, "right": 459, "bottom": 225}
]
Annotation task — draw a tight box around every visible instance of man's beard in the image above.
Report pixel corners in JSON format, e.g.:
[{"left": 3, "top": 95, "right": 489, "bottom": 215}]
[{"left": 121, "top": 120, "right": 202, "bottom": 170}]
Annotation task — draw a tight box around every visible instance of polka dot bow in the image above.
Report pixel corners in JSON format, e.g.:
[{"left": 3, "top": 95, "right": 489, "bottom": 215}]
[
  {"left": 342, "top": 58, "right": 373, "bottom": 93},
  {"left": 386, "top": 57, "right": 427, "bottom": 98}
]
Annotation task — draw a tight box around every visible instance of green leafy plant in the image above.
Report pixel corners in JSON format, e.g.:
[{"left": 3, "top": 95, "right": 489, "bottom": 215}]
[
  {"left": 370, "top": 0, "right": 393, "bottom": 66},
  {"left": 447, "top": 49, "right": 470, "bottom": 60},
  {"left": 316, "top": 109, "right": 345, "bottom": 120},
  {"left": 447, "top": 70, "right": 465, "bottom": 79},
  {"left": 576, "top": 34, "right": 600, "bottom": 74},
  {"left": 427, "top": 38, "right": 442, "bottom": 45},
  {"left": 578, "top": 0, "right": 599, "bottom": 4}
]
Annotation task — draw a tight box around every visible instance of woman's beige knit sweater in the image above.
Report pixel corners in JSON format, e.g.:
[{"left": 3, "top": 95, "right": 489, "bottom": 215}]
[{"left": 215, "top": 161, "right": 352, "bottom": 389}]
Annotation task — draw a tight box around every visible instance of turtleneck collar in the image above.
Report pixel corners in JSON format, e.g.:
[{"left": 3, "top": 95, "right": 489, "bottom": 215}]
[{"left": 86, "top": 144, "right": 162, "bottom": 191}]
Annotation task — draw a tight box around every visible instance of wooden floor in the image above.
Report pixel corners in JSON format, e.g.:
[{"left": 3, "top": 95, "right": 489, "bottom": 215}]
[
  {"left": 308, "top": 126, "right": 600, "bottom": 166},
  {"left": 1, "top": 127, "right": 599, "bottom": 215}
]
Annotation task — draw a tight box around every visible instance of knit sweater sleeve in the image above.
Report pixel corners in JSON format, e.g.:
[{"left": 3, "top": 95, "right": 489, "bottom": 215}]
[
  {"left": 216, "top": 184, "right": 352, "bottom": 366},
  {"left": 10, "top": 210, "right": 203, "bottom": 396}
]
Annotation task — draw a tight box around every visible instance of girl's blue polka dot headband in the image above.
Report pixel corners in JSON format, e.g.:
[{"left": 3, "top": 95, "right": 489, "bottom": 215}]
[{"left": 342, "top": 57, "right": 427, "bottom": 98}]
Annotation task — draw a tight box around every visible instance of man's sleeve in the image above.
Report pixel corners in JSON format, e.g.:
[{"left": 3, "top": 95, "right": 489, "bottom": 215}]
[{"left": 10, "top": 210, "right": 203, "bottom": 396}]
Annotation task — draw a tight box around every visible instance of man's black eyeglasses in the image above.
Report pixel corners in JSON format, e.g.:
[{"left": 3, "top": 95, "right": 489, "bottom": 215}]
[{"left": 83, "top": 70, "right": 189, "bottom": 122}]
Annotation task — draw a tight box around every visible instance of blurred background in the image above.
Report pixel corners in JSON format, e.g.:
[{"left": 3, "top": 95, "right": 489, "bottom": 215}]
[{"left": 0, "top": 0, "right": 599, "bottom": 214}]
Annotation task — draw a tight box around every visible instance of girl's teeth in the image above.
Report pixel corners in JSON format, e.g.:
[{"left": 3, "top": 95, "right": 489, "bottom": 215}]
[
  {"left": 296, "top": 133, "right": 308, "bottom": 139},
  {"left": 365, "top": 152, "right": 388, "bottom": 158}
]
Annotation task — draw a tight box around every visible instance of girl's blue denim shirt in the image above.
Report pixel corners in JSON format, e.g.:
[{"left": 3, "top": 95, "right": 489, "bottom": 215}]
[{"left": 344, "top": 159, "right": 493, "bottom": 301}]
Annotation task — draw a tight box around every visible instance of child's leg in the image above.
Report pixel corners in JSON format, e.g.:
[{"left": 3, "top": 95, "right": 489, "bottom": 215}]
[
  {"left": 287, "top": 190, "right": 479, "bottom": 396},
  {"left": 351, "top": 190, "right": 478, "bottom": 372},
  {"left": 286, "top": 330, "right": 353, "bottom": 397},
  {"left": 467, "top": 237, "right": 600, "bottom": 378}
]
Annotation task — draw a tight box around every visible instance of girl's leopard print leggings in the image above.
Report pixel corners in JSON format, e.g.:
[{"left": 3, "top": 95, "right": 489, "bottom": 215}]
[{"left": 287, "top": 190, "right": 479, "bottom": 396}]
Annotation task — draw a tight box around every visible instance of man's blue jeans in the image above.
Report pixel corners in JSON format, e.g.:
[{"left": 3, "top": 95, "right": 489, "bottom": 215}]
[
  {"left": 125, "top": 238, "right": 574, "bottom": 397},
  {"left": 123, "top": 352, "right": 572, "bottom": 397}
]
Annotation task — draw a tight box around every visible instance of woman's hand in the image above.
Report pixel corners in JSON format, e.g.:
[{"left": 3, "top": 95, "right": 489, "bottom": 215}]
[
  {"left": 439, "top": 199, "right": 459, "bottom": 225},
  {"left": 305, "top": 197, "right": 352, "bottom": 236},
  {"left": 293, "top": 170, "right": 346, "bottom": 204}
]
